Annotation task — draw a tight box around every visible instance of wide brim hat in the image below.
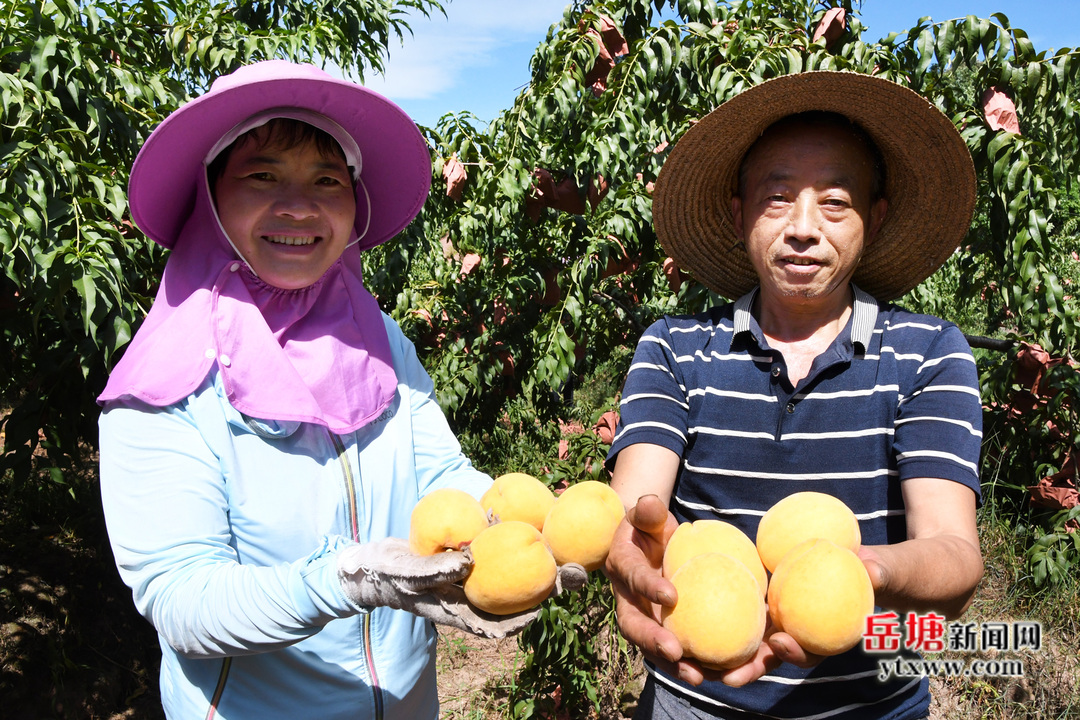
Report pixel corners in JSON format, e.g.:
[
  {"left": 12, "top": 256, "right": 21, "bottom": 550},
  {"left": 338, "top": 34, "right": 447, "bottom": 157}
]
[
  {"left": 128, "top": 60, "right": 431, "bottom": 251},
  {"left": 653, "top": 71, "right": 977, "bottom": 301}
]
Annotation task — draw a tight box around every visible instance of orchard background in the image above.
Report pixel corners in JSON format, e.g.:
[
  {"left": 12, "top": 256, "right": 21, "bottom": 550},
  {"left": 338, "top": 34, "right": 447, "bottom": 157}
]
[{"left": 1, "top": 0, "right": 1078, "bottom": 717}]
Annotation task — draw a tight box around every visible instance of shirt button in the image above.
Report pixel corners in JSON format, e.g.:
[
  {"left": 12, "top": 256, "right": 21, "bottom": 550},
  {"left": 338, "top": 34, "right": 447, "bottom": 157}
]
[
  {"left": 771, "top": 366, "right": 781, "bottom": 377},
  {"left": 204, "top": 348, "right": 216, "bottom": 360},
  {"left": 786, "top": 402, "right": 795, "bottom": 414},
  {"left": 219, "top": 354, "right": 232, "bottom": 367},
  {"left": 230, "top": 262, "right": 241, "bottom": 272}
]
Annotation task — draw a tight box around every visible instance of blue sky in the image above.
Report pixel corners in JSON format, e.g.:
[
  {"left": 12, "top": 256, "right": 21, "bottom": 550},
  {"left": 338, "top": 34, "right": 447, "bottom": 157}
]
[{"left": 362, "top": 1, "right": 1080, "bottom": 128}]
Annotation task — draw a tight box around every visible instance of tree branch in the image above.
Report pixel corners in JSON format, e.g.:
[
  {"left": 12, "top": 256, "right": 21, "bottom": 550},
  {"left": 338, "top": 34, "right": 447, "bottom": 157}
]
[{"left": 964, "top": 334, "right": 1014, "bottom": 352}]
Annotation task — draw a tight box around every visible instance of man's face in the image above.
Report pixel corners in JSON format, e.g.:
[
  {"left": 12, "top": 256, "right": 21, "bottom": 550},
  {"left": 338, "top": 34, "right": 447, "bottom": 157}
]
[
  {"left": 732, "top": 121, "right": 887, "bottom": 308},
  {"left": 213, "top": 126, "right": 356, "bottom": 290}
]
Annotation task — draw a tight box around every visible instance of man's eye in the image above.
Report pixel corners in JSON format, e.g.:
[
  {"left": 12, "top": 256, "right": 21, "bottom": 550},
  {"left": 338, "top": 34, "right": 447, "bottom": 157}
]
[
  {"left": 247, "top": 171, "right": 274, "bottom": 181},
  {"left": 317, "top": 176, "right": 345, "bottom": 186}
]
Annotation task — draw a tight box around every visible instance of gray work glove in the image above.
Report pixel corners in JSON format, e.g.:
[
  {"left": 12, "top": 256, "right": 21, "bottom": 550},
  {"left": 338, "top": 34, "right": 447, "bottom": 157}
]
[{"left": 337, "top": 537, "right": 589, "bottom": 639}]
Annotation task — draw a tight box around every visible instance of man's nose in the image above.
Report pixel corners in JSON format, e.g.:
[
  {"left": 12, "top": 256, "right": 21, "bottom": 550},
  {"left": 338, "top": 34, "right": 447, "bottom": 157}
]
[{"left": 785, "top": 196, "right": 821, "bottom": 243}]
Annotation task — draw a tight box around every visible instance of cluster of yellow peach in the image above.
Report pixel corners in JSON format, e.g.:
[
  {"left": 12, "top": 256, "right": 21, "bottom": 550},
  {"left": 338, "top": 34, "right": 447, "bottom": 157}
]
[
  {"left": 661, "top": 491, "right": 874, "bottom": 669},
  {"left": 408, "top": 474, "right": 625, "bottom": 615}
]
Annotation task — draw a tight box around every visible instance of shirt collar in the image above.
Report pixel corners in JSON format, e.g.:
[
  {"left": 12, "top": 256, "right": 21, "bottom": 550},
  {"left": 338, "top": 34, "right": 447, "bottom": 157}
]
[
  {"left": 732, "top": 288, "right": 758, "bottom": 336},
  {"left": 849, "top": 284, "right": 879, "bottom": 351},
  {"left": 732, "top": 284, "right": 879, "bottom": 352}
]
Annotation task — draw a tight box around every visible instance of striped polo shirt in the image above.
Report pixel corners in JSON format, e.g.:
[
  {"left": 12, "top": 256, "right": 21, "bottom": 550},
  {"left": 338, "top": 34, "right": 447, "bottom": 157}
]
[{"left": 606, "top": 285, "right": 983, "bottom": 720}]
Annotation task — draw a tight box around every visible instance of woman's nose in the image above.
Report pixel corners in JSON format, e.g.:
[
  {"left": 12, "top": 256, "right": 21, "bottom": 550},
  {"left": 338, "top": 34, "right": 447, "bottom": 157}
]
[{"left": 273, "top": 188, "right": 319, "bottom": 219}]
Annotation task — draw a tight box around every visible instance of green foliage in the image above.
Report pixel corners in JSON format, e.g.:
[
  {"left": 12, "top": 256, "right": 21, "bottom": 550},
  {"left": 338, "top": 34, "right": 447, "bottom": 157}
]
[
  {"left": 379, "top": 0, "right": 1080, "bottom": 588},
  {"left": 1026, "top": 506, "right": 1080, "bottom": 587},
  {"left": 976, "top": 339, "right": 1080, "bottom": 587},
  {"left": 0, "top": 0, "right": 440, "bottom": 484},
  {"left": 453, "top": 351, "right": 629, "bottom": 719},
  {"left": 377, "top": 0, "right": 1080, "bottom": 421},
  {"left": 509, "top": 462, "right": 629, "bottom": 719},
  {"left": 512, "top": 572, "right": 628, "bottom": 719}
]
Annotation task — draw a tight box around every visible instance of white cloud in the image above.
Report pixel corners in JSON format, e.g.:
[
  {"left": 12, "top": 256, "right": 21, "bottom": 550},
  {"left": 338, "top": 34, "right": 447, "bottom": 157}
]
[{"left": 365, "top": 0, "right": 571, "bottom": 101}]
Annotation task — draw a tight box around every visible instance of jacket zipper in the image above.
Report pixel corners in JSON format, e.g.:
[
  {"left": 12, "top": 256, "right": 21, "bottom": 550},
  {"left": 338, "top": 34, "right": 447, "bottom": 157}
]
[
  {"left": 204, "top": 657, "right": 232, "bottom": 720},
  {"left": 331, "top": 432, "right": 384, "bottom": 720}
]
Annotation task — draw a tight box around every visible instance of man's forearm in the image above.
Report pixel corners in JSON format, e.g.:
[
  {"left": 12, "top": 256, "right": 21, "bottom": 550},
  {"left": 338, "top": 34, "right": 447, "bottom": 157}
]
[{"left": 864, "top": 534, "right": 984, "bottom": 620}]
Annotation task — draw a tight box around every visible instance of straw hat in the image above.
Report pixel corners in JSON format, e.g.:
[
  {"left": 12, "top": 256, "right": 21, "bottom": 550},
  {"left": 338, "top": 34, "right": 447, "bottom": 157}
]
[{"left": 653, "top": 71, "right": 976, "bottom": 301}]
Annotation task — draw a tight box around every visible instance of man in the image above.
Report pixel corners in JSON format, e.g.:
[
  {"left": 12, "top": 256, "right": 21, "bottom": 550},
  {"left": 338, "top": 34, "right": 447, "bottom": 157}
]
[{"left": 604, "top": 71, "right": 984, "bottom": 720}]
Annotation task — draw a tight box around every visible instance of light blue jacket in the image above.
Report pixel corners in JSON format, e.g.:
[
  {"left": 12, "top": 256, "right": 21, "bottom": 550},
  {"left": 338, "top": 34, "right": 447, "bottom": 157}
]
[{"left": 99, "top": 315, "right": 492, "bottom": 719}]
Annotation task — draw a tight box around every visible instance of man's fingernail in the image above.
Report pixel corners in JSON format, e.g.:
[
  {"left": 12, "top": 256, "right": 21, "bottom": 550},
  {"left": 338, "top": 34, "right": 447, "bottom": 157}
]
[{"left": 656, "top": 590, "right": 672, "bottom": 604}]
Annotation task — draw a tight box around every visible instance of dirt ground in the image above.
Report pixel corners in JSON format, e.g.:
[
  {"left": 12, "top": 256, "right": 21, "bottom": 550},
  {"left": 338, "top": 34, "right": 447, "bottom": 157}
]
[
  {"left": 435, "top": 626, "right": 644, "bottom": 719},
  {"left": 435, "top": 629, "right": 526, "bottom": 717},
  {"left": 0, "top": 507, "right": 164, "bottom": 720}
]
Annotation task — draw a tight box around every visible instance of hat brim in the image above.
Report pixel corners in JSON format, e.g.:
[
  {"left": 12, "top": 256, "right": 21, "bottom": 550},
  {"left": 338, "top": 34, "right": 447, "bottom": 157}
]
[
  {"left": 129, "top": 61, "right": 431, "bottom": 251},
  {"left": 653, "top": 71, "right": 976, "bottom": 301}
]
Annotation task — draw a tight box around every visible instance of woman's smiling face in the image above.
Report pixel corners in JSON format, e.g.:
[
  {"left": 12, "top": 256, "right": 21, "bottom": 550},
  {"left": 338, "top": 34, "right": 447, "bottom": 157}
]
[{"left": 213, "top": 124, "right": 356, "bottom": 290}]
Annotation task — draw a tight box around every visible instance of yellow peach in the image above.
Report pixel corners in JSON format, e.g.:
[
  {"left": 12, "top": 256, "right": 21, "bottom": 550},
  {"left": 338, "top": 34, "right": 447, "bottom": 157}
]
[
  {"left": 663, "top": 520, "right": 768, "bottom": 596},
  {"left": 463, "top": 520, "right": 558, "bottom": 615},
  {"left": 542, "top": 480, "right": 625, "bottom": 571},
  {"left": 767, "top": 538, "right": 875, "bottom": 656},
  {"left": 661, "top": 553, "right": 767, "bottom": 669},
  {"left": 755, "top": 492, "right": 861, "bottom": 573},
  {"left": 480, "top": 472, "right": 556, "bottom": 531},
  {"left": 408, "top": 488, "right": 489, "bottom": 556}
]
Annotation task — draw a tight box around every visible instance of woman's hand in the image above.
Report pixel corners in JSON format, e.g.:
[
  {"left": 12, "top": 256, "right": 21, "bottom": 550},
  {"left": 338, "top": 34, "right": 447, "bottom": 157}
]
[{"left": 337, "top": 537, "right": 587, "bottom": 638}]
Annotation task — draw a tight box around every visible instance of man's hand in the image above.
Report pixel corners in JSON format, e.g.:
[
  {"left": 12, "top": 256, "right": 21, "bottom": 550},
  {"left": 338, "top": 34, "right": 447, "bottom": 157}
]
[
  {"left": 605, "top": 495, "right": 824, "bottom": 687},
  {"left": 603, "top": 495, "right": 694, "bottom": 676},
  {"left": 338, "top": 537, "right": 586, "bottom": 639}
]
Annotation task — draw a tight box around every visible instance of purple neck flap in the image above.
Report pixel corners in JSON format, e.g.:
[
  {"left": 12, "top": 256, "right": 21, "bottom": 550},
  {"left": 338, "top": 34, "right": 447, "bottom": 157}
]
[{"left": 99, "top": 177, "right": 397, "bottom": 433}]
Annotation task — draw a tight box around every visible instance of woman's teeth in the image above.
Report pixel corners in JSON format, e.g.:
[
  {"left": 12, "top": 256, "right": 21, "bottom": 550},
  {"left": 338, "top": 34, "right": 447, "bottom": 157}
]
[{"left": 265, "top": 235, "right": 316, "bottom": 246}]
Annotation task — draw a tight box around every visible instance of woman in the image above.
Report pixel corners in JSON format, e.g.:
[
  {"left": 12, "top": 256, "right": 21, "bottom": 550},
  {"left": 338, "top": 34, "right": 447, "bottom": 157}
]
[{"left": 98, "top": 60, "right": 541, "bottom": 719}]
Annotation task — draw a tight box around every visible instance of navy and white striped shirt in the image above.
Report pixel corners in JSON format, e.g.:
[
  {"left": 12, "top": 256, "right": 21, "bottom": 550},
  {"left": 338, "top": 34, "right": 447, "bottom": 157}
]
[{"left": 607, "top": 286, "right": 982, "bottom": 720}]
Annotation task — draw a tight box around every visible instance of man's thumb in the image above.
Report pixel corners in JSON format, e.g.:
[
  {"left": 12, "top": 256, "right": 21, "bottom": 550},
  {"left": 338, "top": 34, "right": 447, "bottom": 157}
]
[{"left": 627, "top": 494, "right": 669, "bottom": 537}]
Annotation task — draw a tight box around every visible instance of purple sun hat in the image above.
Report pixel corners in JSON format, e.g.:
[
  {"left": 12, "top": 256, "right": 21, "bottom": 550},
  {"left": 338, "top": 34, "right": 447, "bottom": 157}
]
[{"left": 128, "top": 60, "right": 431, "bottom": 252}]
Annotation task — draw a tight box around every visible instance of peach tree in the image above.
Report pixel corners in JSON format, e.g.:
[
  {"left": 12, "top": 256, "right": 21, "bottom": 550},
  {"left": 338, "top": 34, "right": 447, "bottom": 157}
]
[
  {"left": 0, "top": 0, "right": 440, "bottom": 490},
  {"left": 361, "top": 0, "right": 1080, "bottom": 713}
]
